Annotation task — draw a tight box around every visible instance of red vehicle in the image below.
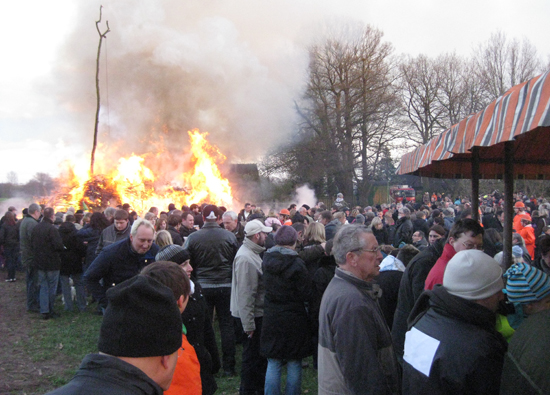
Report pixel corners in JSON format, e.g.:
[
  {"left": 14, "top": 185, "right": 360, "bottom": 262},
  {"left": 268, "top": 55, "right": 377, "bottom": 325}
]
[{"left": 390, "top": 185, "right": 416, "bottom": 204}]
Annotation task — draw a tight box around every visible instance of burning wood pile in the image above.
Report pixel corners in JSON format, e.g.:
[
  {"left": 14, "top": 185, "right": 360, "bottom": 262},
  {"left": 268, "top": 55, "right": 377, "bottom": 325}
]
[{"left": 53, "top": 130, "right": 234, "bottom": 213}]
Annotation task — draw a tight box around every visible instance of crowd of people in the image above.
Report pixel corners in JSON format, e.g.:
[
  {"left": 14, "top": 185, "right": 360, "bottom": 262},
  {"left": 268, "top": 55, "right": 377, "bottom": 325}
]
[{"left": 1, "top": 189, "right": 549, "bottom": 394}]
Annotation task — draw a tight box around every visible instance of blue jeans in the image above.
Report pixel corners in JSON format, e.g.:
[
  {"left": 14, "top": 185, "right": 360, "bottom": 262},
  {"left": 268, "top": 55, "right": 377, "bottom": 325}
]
[
  {"left": 60, "top": 273, "right": 87, "bottom": 312},
  {"left": 265, "top": 358, "right": 302, "bottom": 395},
  {"left": 38, "top": 270, "right": 60, "bottom": 314}
]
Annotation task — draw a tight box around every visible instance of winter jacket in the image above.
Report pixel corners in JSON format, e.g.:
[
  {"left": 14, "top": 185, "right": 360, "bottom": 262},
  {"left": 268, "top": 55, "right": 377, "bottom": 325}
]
[
  {"left": 76, "top": 225, "right": 103, "bottom": 269},
  {"left": 179, "top": 225, "right": 197, "bottom": 239},
  {"left": 424, "top": 243, "right": 457, "bottom": 290},
  {"left": 520, "top": 225, "right": 535, "bottom": 260},
  {"left": 19, "top": 215, "right": 39, "bottom": 265},
  {"left": 392, "top": 238, "right": 444, "bottom": 362},
  {"left": 325, "top": 219, "right": 341, "bottom": 241},
  {"left": 513, "top": 212, "right": 531, "bottom": 233},
  {"left": 58, "top": 222, "right": 87, "bottom": 276},
  {"left": 228, "top": 221, "right": 245, "bottom": 247},
  {"left": 0, "top": 222, "right": 19, "bottom": 249},
  {"left": 167, "top": 226, "right": 184, "bottom": 246},
  {"left": 298, "top": 242, "right": 325, "bottom": 278},
  {"left": 84, "top": 237, "right": 159, "bottom": 307},
  {"left": 184, "top": 221, "right": 239, "bottom": 286},
  {"left": 376, "top": 268, "right": 404, "bottom": 330},
  {"left": 230, "top": 238, "right": 266, "bottom": 332},
  {"left": 413, "top": 238, "right": 429, "bottom": 251},
  {"left": 318, "top": 268, "right": 400, "bottom": 395},
  {"left": 95, "top": 222, "right": 131, "bottom": 255},
  {"left": 31, "top": 217, "right": 65, "bottom": 271},
  {"left": 482, "top": 213, "right": 502, "bottom": 231},
  {"left": 310, "top": 254, "right": 337, "bottom": 345},
  {"left": 393, "top": 217, "right": 413, "bottom": 247},
  {"left": 500, "top": 308, "right": 550, "bottom": 395},
  {"left": 443, "top": 216, "right": 455, "bottom": 231},
  {"left": 412, "top": 218, "right": 430, "bottom": 237},
  {"left": 165, "top": 333, "right": 201, "bottom": 395},
  {"left": 402, "top": 285, "right": 507, "bottom": 395},
  {"left": 182, "top": 282, "right": 220, "bottom": 395},
  {"left": 45, "top": 353, "right": 164, "bottom": 395},
  {"left": 260, "top": 246, "right": 314, "bottom": 360},
  {"left": 372, "top": 226, "right": 389, "bottom": 246}
]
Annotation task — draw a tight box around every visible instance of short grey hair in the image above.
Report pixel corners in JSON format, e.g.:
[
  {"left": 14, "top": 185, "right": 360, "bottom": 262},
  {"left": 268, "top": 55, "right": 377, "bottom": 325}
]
[
  {"left": 222, "top": 210, "right": 238, "bottom": 221},
  {"left": 104, "top": 207, "right": 117, "bottom": 219},
  {"left": 399, "top": 207, "right": 410, "bottom": 216},
  {"left": 332, "top": 225, "right": 373, "bottom": 265},
  {"left": 131, "top": 218, "right": 155, "bottom": 237},
  {"left": 28, "top": 203, "right": 40, "bottom": 214}
]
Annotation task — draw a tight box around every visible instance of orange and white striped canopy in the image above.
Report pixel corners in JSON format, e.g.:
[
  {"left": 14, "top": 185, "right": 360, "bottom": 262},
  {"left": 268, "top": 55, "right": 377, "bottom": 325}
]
[{"left": 397, "top": 71, "right": 550, "bottom": 179}]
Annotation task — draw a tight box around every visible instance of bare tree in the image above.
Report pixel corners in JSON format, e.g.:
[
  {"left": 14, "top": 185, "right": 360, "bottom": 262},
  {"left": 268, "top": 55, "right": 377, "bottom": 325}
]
[
  {"left": 6, "top": 171, "right": 18, "bottom": 185},
  {"left": 90, "top": 5, "right": 110, "bottom": 175},
  {"left": 473, "top": 31, "right": 543, "bottom": 102}
]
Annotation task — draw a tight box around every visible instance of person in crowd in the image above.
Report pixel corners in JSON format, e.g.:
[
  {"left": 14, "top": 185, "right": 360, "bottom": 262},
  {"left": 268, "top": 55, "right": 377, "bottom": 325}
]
[
  {"left": 512, "top": 232, "right": 532, "bottom": 265},
  {"left": 58, "top": 215, "right": 87, "bottom": 312},
  {"left": 156, "top": 243, "right": 221, "bottom": 395},
  {"left": 513, "top": 201, "right": 531, "bottom": 233},
  {"left": 95, "top": 209, "right": 131, "bottom": 256},
  {"left": 231, "top": 219, "right": 271, "bottom": 395},
  {"left": 428, "top": 224, "right": 446, "bottom": 245},
  {"left": 102, "top": 207, "right": 116, "bottom": 223},
  {"left": 189, "top": 204, "right": 203, "bottom": 229},
  {"left": 166, "top": 214, "right": 184, "bottom": 246},
  {"left": 140, "top": 261, "right": 201, "bottom": 395},
  {"left": 77, "top": 212, "right": 111, "bottom": 272},
  {"left": 483, "top": 228, "right": 503, "bottom": 258},
  {"left": 20, "top": 203, "right": 41, "bottom": 312},
  {"left": 482, "top": 207, "right": 500, "bottom": 230},
  {"left": 500, "top": 262, "right": 550, "bottom": 394},
  {"left": 319, "top": 210, "right": 338, "bottom": 241},
  {"left": 402, "top": 250, "right": 507, "bottom": 394},
  {"left": 261, "top": 225, "right": 313, "bottom": 395},
  {"left": 426, "top": 209, "right": 441, "bottom": 228},
  {"left": 238, "top": 203, "right": 253, "bottom": 223},
  {"left": 278, "top": 209, "right": 292, "bottom": 226},
  {"left": 519, "top": 218, "right": 535, "bottom": 260},
  {"left": 354, "top": 213, "right": 366, "bottom": 225},
  {"left": 535, "top": 235, "right": 550, "bottom": 276},
  {"left": 84, "top": 218, "right": 159, "bottom": 313},
  {"left": 376, "top": 245, "right": 419, "bottom": 329},
  {"left": 384, "top": 212, "right": 397, "bottom": 246},
  {"left": 144, "top": 212, "right": 157, "bottom": 227},
  {"left": 155, "top": 217, "right": 168, "bottom": 232},
  {"left": 179, "top": 211, "right": 197, "bottom": 239},
  {"left": 412, "top": 210, "right": 430, "bottom": 236},
  {"left": 534, "top": 205, "right": 549, "bottom": 239},
  {"left": 412, "top": 230, "right": 428, "bottom": 251},
  {"left": 46, "top": 274, "right": 183, "bottom": 394},
  {"left": 299, "top": 222, "right": 326, "bottom": 278},
  {"left": 31, "top": 207, "right": 65, "bottom": 320},
  {"left": 369, "top": 217, "right": 389, "bottom": 246},
  {"left": 0, "top": 211, "right": 19, "bottom": 282},
  {"left": 393, "top": 207, "right": 413, "bottom": 248},
  {"left": 318, "top": 225, "right": 399, "bottom": 394},
  {"left": 442, "top": 208, "right": 455, "bottom": 231},
  {"left": 425, "top": 219, "right": 484, "bottom": 290},
  {"left": 185, "top": 204, "right": 239, "bottom": 377},
  {"left": 332, "top": 192, "right": 350, "bottom": 210},
  {"left": 222, "top": 210, "right": 245, "bottom": 247}
]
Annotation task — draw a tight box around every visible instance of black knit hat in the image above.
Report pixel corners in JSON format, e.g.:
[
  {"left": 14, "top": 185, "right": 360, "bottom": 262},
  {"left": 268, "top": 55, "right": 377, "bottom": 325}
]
[{"left": 98, "top": 275, "right": 182, "bottom": 357}]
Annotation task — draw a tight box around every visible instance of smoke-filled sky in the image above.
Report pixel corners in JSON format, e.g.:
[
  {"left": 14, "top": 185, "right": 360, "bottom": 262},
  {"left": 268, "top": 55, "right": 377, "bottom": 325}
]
[{"left": 2, "top": 0, "right": 549, "bottom": 183}]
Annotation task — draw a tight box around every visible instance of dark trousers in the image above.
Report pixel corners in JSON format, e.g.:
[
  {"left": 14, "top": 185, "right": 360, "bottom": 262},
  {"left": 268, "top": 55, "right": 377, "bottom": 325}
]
[
  {"left": 26, "top": 265, "right": 40, "bottom": 311},
  {"left": 240, "top": 317, "right": 267, "bottom": 395},
  {"left": 202, "top": 286, "right": 236, "bottom": 371}
]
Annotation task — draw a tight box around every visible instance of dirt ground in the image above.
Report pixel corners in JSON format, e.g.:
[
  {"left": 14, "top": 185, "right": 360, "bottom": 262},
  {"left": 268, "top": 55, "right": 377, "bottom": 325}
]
[{"left": 0, "top": 275, "right": 74, "bottom": 395}]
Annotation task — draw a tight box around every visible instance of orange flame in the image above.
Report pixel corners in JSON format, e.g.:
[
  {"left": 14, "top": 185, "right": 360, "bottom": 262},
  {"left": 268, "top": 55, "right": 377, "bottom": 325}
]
[{"left": 58, "top": 129, "right": 233, "bottom": 213}]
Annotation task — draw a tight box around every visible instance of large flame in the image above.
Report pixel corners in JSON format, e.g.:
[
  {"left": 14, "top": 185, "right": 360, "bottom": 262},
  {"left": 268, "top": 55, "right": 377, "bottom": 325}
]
[{"left": 58, "top": 129, "right": 233, "bottom": 213}]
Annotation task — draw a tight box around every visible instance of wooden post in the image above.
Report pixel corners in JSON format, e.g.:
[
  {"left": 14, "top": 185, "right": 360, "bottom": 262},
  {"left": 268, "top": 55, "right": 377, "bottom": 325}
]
[
  {"left": 471, "top": 147, "right": 480, "bottom": 221},
  {"left": 502, "top": 141, "right": 514, "bottom": 270}
]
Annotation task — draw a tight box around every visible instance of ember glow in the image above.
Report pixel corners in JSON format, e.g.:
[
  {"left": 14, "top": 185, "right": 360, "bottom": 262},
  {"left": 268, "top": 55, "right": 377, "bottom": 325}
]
[{"left": 57, "top": 129, "right": 234, "bottom": 213}]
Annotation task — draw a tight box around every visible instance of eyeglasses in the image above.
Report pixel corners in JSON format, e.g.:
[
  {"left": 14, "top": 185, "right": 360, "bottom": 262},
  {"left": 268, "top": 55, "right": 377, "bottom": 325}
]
[
  {"left": 462, "top": 241, "right": 484, "bottom": 250},
  {"left": 350, "top": 246, "right": 383, "bottom": 254}
]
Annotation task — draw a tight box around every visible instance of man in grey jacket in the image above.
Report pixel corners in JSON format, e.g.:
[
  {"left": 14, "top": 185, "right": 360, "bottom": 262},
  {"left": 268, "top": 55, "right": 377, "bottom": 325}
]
[
  {"left": 95, "top": 209, "right": 131, "bottom": 255},
  {"left": 230, "top": 219, "right": 271, "bottom": 395},
  {"left": 318, "top": 225, "right": 400, "bottom": 395}
]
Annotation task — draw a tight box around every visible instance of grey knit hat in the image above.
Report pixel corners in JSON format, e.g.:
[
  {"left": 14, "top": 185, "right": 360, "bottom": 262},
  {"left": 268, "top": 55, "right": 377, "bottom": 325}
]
[
  {"left": 443, "top": 250, "right": 504, "bottom": 300},
  {"left": 155, "top": 244, "right": 190, "bottom": 264}
]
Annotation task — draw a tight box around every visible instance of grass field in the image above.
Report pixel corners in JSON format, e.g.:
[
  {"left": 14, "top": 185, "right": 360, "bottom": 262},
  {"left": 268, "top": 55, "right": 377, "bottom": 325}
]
[{"left": 17, "top": 294, "right": 318, "bottom": 394}]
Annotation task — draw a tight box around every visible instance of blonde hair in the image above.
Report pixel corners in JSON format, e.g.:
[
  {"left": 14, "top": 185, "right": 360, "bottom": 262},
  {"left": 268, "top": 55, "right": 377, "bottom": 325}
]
[
  {"left": 370, "top": 217, "right": 383, "bottom": 229},
  {"left": 304, "top": 222, "right": 326, "bottom": 244},
  {"left": 155, "top": 230, "right": 173, "bottom": 248}
]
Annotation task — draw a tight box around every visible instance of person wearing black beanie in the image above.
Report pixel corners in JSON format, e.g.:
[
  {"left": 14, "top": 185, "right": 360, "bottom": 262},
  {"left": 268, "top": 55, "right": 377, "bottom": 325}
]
[{"left": 46, "top": 275, "right": 182, "bottom": 395}]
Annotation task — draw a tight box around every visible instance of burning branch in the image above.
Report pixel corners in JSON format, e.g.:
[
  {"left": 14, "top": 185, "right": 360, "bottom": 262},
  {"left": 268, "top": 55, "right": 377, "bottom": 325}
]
[{"left": 91, "top": 5, "right": 111, "bottom": 175}]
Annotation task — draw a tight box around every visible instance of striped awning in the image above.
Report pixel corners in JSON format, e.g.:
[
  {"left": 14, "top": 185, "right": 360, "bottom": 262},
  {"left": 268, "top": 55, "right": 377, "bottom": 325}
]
[{"left": 397, "top": 71, "right": 550, "bottom": 179}]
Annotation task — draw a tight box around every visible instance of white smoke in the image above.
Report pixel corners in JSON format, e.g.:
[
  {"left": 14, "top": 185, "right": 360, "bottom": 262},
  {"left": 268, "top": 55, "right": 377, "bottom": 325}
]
[{"left": 293, "top": 184, "right": 317, "bottom": 209}]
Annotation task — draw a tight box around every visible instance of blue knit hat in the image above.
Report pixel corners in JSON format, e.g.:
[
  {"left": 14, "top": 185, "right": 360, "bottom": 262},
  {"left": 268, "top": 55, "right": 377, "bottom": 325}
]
[{"left": 504, "top": 262, "right": 550, "bottom": 303}]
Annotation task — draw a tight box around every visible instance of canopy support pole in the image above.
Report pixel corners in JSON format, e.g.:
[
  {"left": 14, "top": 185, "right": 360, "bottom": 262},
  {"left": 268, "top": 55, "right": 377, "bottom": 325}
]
[
  {"left": 503, "top": 141, "right": 514, "bottom": 270},
  {"left": 471, "top": 147, "right": 480, "bottom": 221}
]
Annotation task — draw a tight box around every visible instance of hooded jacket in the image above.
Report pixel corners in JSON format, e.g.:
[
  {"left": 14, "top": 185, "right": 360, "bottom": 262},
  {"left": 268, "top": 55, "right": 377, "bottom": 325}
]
[
  {"left": 402, "top": 286, "right": 507, "bottom": 395},
  {"left": 260, "top": 246, "right": 313, "bottom": 360},
  {"left": 45, "top": 353, "right": 164, "bottom": 395}
]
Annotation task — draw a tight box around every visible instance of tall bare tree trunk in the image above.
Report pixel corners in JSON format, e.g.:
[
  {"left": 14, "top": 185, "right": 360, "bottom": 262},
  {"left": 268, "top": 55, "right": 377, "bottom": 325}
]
[{"left": 90, "top": 5, "right": 110, "bottom": 175}]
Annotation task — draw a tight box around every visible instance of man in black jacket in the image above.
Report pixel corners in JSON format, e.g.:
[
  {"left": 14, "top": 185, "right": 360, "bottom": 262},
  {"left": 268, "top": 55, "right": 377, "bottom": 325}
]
[
  {"left": 166, "top": 214, "right": 184, "bottom": 246},
  {"left": 393, "top": 207, "right": 414, "bottom": 247},
  {"left": 402, "top": 250, "right": 507, "bottom": 394},
  {"left": 185, "top": 204, "right": 239, "bottom": 376},
  {"left": 31, "top": 207, "right": 65, "bottom": 319}
]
